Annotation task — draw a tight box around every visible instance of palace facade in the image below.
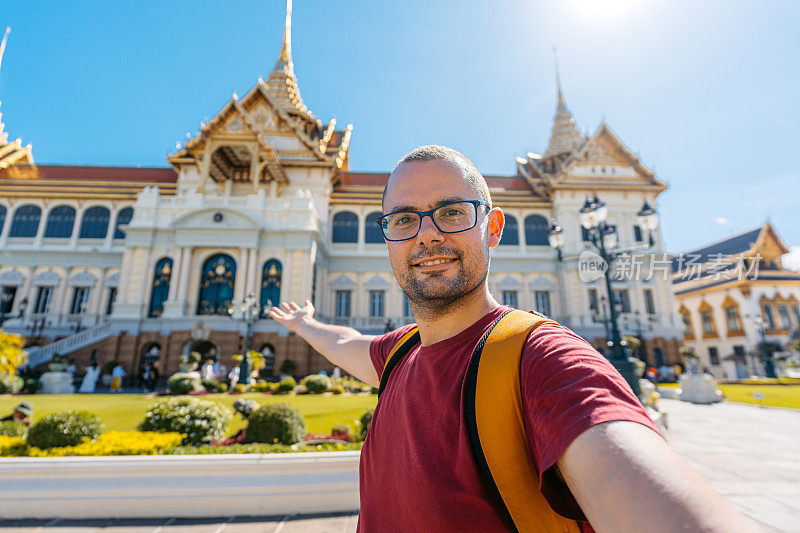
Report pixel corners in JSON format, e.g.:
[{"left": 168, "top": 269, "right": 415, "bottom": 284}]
[
  {"left": 0, "top": 8, "right": 684, "bottom": 376},
  {"left": 672, "top": 222, "right": 800, "bottom": 379}
]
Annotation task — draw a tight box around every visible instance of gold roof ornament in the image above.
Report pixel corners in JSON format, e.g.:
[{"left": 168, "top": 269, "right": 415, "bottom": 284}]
[{"left": 544, "top": 48, "right": 583, "bottom": 158}]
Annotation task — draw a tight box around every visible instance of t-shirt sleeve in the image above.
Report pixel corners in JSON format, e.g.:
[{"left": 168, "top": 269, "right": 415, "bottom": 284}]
[
  {"left": 369, "top": 324, "right": 418, "bottom": 377},
  {"left": 521, "top": 322, "right": 661, "bottom": 520}
]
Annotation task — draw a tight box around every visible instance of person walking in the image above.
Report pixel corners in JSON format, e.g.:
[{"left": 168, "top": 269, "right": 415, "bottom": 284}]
[
  {"left": 110, "top": 362, "right": 125, "bottom": 393},
  {"left": 78, "top": 362, "right": 100, "bottom": 393},
  {"left": 269, "top": 146, "right": 757, "bottom": 532}
]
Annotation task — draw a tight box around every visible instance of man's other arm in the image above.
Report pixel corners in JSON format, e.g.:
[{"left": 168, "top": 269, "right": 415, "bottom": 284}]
[
  {"left": 268, "top": 300, "right": 378, "bottom": 386},
  {"left": 558, "top": 420, "right": 761, "bottom": 532}
]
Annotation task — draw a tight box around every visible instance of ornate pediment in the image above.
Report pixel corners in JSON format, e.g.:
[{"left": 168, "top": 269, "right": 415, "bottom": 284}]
[{"left": 170, "top": 208, "right": 262, "bottom": 231}]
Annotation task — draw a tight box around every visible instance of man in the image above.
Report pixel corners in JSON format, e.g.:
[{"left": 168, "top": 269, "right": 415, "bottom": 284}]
[
  {"left": 1, "top": 401, "right": 33, "bottom": 428},
  {"left": 269, "top": 146, "right": 757, "bottom": 532}
]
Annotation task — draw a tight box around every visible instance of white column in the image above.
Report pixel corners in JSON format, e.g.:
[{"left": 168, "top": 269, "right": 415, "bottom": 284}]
[
  {"left": 167, "top": 249, "right": 181, "bottom": 301},
  {"left": 33, "top": 203, "right": 47, "bottom": 248},
  {"left": 234, "top": 249, "right": 248, "bottom": 301},
  {"left": 246, "top": 248, "right": 258, "bottom": 298}
]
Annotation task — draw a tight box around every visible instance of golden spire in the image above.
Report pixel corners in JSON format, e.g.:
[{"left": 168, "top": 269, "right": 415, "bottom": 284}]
[
  {"left": 544, "top": 48, "right": 582, "bottom": 158},
  {"left": 266, "top": 0, "right": 312, "bottom": 118},
  {"left": 274, "top": 0, "right": 293, "bottom": 75}
]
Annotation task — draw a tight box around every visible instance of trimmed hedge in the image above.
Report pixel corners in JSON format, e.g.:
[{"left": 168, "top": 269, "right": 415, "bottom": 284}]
[
  {"left": 27, "top": 411, "right": 103, "bottom": 449},
  {"left": 0, "top": 420, "right": 28, "bottom": 438},
  {"left": 303, "top": 374, "right": 332, "bottom": 394},
  {"left": 0, "top": 375, "right": 24, "bottom": 394},
  {"left": 138, "top": 397, "right": 232, "bottom": 446},
  {"left": 245, "top": 403, "right": 305, "bottom": 445},
  {"left": 167, "top": 373, "right": 202, "bottom": 395}
]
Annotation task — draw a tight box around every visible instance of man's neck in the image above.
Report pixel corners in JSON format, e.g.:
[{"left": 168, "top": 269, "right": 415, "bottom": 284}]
[{"left": 413, "top": 288, "right": 500, "bottom": 346}]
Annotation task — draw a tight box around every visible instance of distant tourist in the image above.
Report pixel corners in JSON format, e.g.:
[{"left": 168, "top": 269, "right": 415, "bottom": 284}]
[
  {"left": 110, "top": 363, "right": 126, "bottom": 392},
  {"left": 1, "top": 402, "right": 33, "bottom": 428},
  {"left": 227, "top": 366, "right": 240, "bottom": 389},
  {"left": 200, "top": 359, "right": 215, "bottom": 380},
  {"left": 268, "top": 146, "right": 756, "bottom": 531},
  {"left": 212, "top": 360, "right": 227, "bottom": 381},
  {"left": 79, "top": 362, "right": 100, "bottom": 393}
]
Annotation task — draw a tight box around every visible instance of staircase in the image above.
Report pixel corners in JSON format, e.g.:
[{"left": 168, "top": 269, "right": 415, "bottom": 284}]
[{"left": 25, "top": 322, "right": 114, "bottom": 368}]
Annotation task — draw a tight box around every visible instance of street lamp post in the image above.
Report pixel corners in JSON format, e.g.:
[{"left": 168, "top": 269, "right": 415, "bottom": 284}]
[
  {"left": 753, "top": 315, "right": 776, "bottom": 378},
  {"left": 228, "top": 292, "right": 260, "bottom": 387},
  {"left": 548, "top": 195, "right": 660, "bottom": 399}
]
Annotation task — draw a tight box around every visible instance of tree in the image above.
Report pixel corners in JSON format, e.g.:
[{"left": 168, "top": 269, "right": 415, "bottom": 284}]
[
  {"left": 0, "top": 329, "right": 28, "bottom": 376},
  {"left": 279, "top": 358, "right": 297, "bottom": 375}
]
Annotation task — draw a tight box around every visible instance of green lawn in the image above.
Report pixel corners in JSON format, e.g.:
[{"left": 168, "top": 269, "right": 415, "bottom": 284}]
[
  {"left": 0, "top": 393, "right": 378, "bottom": 436},
  {"left": 717, "top": 384, "right": 800, "bottom": 409}
]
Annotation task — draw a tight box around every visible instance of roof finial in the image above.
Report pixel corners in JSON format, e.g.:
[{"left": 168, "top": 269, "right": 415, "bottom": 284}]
[
  {"left": 0, "top": 26, "right": 10, "bottom": 75},
  {"left": 553, "top": 47, "right": 565, "bottom": 109},
  {"left": 274, "top": 0, "right": 293, "bottom": 75}
]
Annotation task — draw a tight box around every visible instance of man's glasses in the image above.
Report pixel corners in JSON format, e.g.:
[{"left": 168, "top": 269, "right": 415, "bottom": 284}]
[{"left": 377, "top": 200, "right": 490, "bottom": 242}]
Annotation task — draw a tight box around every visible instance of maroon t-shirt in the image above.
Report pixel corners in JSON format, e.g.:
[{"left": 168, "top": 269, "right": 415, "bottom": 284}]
[{"left": 358, "top": 306, "right": 659, "bottom": 532}]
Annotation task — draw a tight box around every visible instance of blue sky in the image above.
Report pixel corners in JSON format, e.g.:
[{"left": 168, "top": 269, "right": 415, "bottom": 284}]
[{"left": 1, "top": 1, "right": 798, "bottom": 261}]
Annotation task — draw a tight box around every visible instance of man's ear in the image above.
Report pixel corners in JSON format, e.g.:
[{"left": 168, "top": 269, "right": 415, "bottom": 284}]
[{"left": 487, "top": 208, "right": 504, "bottom": 248}]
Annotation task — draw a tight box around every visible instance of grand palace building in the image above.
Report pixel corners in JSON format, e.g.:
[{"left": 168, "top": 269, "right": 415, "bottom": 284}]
[{"left": 0, "top": 8, "right": 684, "bottom": 376}]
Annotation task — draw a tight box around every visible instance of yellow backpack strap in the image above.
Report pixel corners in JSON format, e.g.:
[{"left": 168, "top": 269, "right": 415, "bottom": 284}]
[
  {"left": 464, "top": 309, "right": 581, "bottom": 533},
  {"left": 378, "top": 326, "right": 420, "bottom": 397}
]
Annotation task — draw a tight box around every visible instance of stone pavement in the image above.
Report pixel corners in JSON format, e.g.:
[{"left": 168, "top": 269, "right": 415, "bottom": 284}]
[
  {"left": 660, "top": 398, "right": 800, "bottom": 532},
  {"left": 2, "top": 399, "right": 798, "bottom": 532},
  {"left": 0, "top": 513, "right": 359, "bottom": 533}
]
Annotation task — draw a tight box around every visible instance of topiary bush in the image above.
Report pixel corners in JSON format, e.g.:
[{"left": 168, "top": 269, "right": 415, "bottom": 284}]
[
  {"left": 359, "top": 408, "right": 374, "bottom": 441},
  {"left": 22, "top": 377, "right": 42, "bottom": 394},
  {"left": 302, "top": 374, "right": 332, "bottom": 394},
  {"left": 232, "top": 383, "right": 248, "bottom": 394},
  {"left": 0, "top": 420, "right": 28, "bottom": 439},
  {"left": 201, "top": 377, "right": 220, "bottom": 393},
  {"left": 217, "top": 382, "right": 229, "bottom": 393},
  {"left": 275, "top": 376, "right": 296, "bottom": 394},
  {"left": 0, "top": 375, "right": 24, "bottom": 394},
  {"left": 251, "top": 380, "right": 270, "bottom": 393},
  {"left": 244, "top": 403, "right": 305, "bottom": 445},
  {"left": 332, "top": 384, "right": 344, "bottom": 395},
  {"left": 167, "top": 373, "right": 202, "bottom": 395},
  {"left": 138, "top": 397, "right": 232, "bottom": 446},
  {"left": 27, "top": 410, "right": 103, "bottom": 449}
]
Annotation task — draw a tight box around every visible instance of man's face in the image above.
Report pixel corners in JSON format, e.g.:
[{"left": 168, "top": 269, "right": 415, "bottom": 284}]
[{"left": 383, "top": 160, "right": 503, "bottom": 314}]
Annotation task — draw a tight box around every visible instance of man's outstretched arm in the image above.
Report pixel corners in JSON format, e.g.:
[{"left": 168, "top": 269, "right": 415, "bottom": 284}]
[
  {"left": 268, "top": 300, "right": 379, "bottom": 386},
  {"left": 558, "top": 420, "right": 761, "bottom": 533}
]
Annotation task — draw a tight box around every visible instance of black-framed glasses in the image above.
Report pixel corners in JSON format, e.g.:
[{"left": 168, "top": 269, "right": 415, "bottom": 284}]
[{"left": 377, "top": 200, "right": 490, "bottom": 242}]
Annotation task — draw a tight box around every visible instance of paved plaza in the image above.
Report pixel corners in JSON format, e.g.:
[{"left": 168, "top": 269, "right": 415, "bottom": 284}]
[{"left": 2, "top": 399, "right": 798, "bottom": 532}]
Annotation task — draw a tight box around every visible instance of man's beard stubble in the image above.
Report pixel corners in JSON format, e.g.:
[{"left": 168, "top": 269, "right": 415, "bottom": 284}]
[{"left": 399, "top": 244, "right": 489, "bottom": 320}]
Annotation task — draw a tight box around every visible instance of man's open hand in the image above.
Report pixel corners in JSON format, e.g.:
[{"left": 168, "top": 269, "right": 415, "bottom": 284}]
[{"left": 268, "top": 300, "right": 315, "bottom": 333}]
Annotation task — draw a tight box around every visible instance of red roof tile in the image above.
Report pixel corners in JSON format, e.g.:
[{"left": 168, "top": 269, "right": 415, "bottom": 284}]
[{"left": 0, "top": 165, "right": 177, "bottom": 183}]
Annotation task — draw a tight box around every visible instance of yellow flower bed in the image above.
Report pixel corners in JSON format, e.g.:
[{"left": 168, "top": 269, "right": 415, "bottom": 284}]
[
  {"left": 19, "top": 431, "right": 184, "bottom": 457},
  {"left": 0, "top": 435, "right": 26, "bottom": 456}
]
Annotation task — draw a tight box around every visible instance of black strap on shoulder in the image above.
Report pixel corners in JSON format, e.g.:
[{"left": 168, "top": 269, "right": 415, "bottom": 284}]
[
  {"left": 463, "top": 309, "right": 518, "bottom": 532},
  {"left": 377, "top": 329, "right": 420, "bottom": 397}
]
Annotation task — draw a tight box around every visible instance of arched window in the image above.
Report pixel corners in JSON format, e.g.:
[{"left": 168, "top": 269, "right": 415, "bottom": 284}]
[
  {"left": 500, "top": 215, "right": 518, "bottom": 245},
  {"left": 524, "top": 215, "right": 549, "bottom": 246},
  {"left": 365, "top": 211, "right": 385, "bottom": 243},
  {"left": 260, "top": 259, "right": 282, "bottom": 312},
  {"left": 148, "top": 258, "right": 173, "bottom": 318},
  {"left": 9, "top": 205, "right": 42, "bottom": 238},
  {"left": 79, "top": 206, "right": 111, "bottom": 239},
  {"left": 197, "top": 254, "right": 236, "bottom": 315},
  {"left": 113, "top": 207, "right": 134, "bottom": 239},
  {"left": 44, "top": 205, "right": 76, "bottom": 238},
  {"left": 0, "top": 205, "right": 6, "bottom": 235},
  {"left": 332, "top": 211, "right": 358, "bottom": 243}
]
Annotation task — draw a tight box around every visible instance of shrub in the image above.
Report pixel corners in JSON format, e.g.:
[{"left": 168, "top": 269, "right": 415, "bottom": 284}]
[
  {"left": 332, "top": 385, "right": 345, "bottom": 395},
  {"left": 164, "top": 441, "right": 363, "bottom": 455},
  {"left": 138, "top": 397, "right": 232, "bottom": 446},
  {"left": 217, "top": 382, "right": 229, "bottom": 393},
  {"left": 245, "top": 403, "right": 305, "bottom": 445},
  {"left": 28, "top": 411, "right": 103, "bottom": 449},
  {"left": 22, "top": 377, "right": 42, "bottom": 394},
  {"left": 251, "top": 380, "right": 270, "bottom": 393},
  {"left": 0, "top": 375, "right": 24, "bottom": 394},
  {"left": 359, "top": 408, "right": 374, "bottom": 440},
  {"left": 25, "top": 431, "right": 184, "bottom": 457},
  {"left": 0, "top": 435, "right": 26, "bottom": 456},
  {"left": 275, "top": 376, "right": 296, "bottom": 394},
  {"left": 167, "top": 373, "right": 202, "bottom": 395},
  {"left": 201, "top": 377, "right": 220, "bottom": 393},
  {"left": 303, "top": 374, "right": 332, "bottom": 394},
  {"left": 232, "top": 383, "right": 248, "bottom": 394},
  {"left": 0, "top": 420, "right": 28, "bottom": 438}
]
